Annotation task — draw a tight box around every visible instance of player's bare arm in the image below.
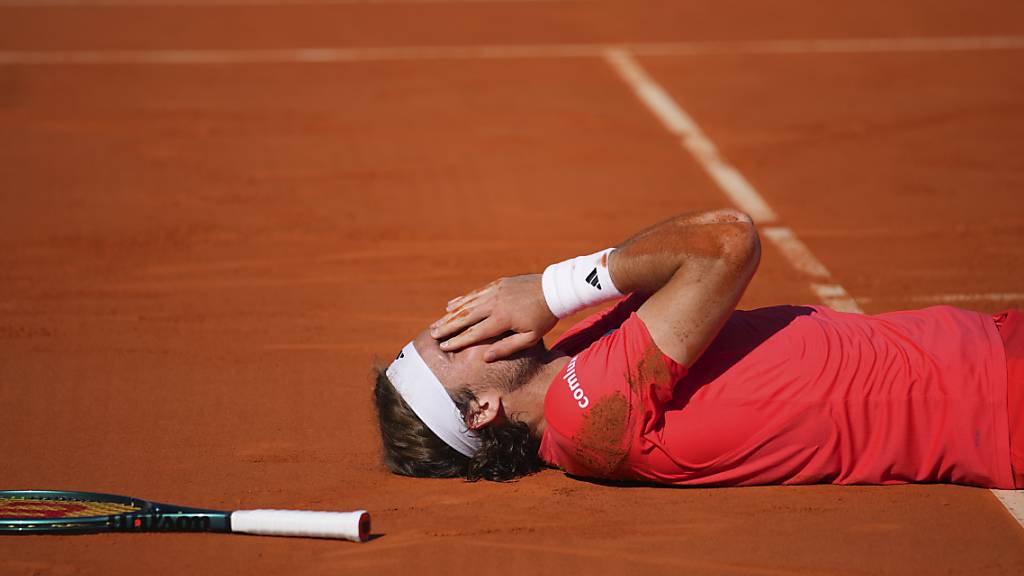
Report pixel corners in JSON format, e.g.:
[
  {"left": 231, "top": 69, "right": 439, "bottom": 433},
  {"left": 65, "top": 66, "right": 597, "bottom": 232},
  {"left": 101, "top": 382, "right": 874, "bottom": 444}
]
[{"left": 431, "top": 208, "right": 761, "bottom": 366}]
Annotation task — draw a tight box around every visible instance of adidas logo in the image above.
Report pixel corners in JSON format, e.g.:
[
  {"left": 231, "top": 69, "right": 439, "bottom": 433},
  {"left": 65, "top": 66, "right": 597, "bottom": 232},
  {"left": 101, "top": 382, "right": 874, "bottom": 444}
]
[{"left": 585, "top": 268, "right": 602, "bottom": 290}]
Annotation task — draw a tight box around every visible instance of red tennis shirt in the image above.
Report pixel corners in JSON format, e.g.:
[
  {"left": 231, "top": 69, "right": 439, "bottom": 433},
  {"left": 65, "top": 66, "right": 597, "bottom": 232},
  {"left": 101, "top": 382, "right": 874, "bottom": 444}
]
[{"left": 538, "top": 295, "right": 1014, "bottom": 488}]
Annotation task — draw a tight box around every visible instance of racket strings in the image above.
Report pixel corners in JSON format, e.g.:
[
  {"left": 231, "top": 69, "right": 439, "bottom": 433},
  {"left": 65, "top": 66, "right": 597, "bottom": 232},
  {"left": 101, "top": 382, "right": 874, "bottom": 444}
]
[{"left": 0, "top": 496, "right": 140, "bottom": 519}]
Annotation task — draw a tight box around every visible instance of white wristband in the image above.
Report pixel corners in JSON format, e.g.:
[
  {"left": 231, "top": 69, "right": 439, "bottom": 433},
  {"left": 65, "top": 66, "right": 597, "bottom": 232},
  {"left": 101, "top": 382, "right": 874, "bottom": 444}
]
[{"left": 541, "top": 248, "right": 623, "bottom": 318}]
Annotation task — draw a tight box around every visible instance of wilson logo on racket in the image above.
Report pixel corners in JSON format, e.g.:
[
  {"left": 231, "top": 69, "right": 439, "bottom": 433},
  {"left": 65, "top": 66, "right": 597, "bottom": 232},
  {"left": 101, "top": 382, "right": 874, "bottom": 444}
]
[{"left": 111, "top": 512, "right": 211, "bottom": 532}]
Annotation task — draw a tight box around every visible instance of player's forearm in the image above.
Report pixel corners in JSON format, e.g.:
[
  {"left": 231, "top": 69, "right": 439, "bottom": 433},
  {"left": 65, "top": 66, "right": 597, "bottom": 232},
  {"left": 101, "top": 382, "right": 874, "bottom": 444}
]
[{"left": 608, "top": 209, "right": 761, "bottom": 296}]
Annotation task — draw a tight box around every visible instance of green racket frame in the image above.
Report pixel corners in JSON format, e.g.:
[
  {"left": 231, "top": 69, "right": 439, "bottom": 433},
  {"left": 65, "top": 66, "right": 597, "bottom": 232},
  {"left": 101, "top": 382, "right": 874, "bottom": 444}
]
[{"left": 0, "top": 490, "right": 231, "bottom": 534}]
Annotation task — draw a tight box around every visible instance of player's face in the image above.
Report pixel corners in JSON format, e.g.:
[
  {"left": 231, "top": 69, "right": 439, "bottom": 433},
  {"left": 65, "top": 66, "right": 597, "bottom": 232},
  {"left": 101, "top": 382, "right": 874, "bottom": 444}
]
[{"left": 410, "top": 328, "right": 495, "bottom": 394}]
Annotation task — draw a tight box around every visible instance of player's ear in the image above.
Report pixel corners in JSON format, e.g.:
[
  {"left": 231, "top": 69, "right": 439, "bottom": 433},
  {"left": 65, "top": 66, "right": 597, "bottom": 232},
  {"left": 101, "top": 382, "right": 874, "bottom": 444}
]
[{"left": 466, "top": 389, "right": 501, "bottom": 430}]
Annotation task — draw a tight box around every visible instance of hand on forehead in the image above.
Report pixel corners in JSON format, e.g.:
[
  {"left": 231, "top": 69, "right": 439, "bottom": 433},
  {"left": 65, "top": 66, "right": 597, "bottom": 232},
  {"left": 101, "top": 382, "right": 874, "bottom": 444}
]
[{"left": 411, "top": 327, "right": 494, "bottom": 393}]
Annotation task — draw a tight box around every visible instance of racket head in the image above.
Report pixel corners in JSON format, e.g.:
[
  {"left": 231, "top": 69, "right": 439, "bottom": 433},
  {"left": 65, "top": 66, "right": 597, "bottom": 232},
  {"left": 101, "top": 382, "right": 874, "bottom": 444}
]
[{"left": 0, "top": 490, "right": 148, "bottom": 534}]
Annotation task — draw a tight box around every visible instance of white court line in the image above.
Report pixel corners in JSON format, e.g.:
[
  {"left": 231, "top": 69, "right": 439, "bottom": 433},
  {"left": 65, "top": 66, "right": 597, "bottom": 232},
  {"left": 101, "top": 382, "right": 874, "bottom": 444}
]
[
  {"left": 0, "top": 45, "right": 603, "bottom": 65},
  {"left": 759, "top": 227, "right": 862, "bottom": 312},
  {"left": 604, "top": 49, "right": 777, "bottom": 224},
  {"left": 760, "top": 227, "right": 832, "bottom": 277},
  {"left": 2, "top": 36, "right": 1024, "bottom": 66},
  {"left": 808, "top": 283, "right": 862, "bottom": 314},
  {"left": 602, "top": 47, "right": 1024, "bottom": 526},
  {"left": 859, "top": 292, "right": 1024, "bottom": 304},
  {"left": 628, "top": 35, "right": 1024, "bottom": 56},
  {"left": 606, "top": 49, "right": 859, "bottom": 314},
  {"left": 993, "top": 491, "right": 1024, "bottom": 527}
]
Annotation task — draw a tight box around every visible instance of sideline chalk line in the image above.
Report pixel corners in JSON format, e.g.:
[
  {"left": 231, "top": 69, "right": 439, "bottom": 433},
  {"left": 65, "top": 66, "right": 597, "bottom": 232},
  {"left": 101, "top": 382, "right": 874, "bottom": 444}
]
[
  {"left": 2, "top": 36, "right": 1024, "bottom": 65},
  {"left": 604, "top": 49, "right": 777, "bottom": 224},
  {"left": 602, "top": 48, "right": 1024, "bottom": 527}
]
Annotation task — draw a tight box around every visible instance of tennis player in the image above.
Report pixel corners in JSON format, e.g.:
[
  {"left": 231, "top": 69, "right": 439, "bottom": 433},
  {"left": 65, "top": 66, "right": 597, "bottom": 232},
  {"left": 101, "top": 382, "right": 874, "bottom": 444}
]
[{"left": 373, "top": 209, "right": 1024, "bottom": 488}]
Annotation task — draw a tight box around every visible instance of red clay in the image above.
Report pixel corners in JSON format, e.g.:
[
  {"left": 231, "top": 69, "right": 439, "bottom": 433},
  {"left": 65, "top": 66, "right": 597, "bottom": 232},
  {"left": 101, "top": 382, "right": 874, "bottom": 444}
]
[{"left": 1, "top": 2, "right": 1023, "bottom": 575}]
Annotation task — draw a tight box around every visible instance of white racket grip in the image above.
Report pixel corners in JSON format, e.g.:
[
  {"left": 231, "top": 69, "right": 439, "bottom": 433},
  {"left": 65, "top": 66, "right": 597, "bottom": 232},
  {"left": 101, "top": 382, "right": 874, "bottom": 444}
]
[{"left": 230, "top": 509, "right": 370, "bottom": 542}]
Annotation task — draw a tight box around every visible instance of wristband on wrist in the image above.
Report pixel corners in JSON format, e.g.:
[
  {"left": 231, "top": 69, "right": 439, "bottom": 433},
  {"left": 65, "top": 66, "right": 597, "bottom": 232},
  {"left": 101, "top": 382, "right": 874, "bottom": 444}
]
[{"left": 541, "top": 248, "right": 623, "bottom": 318}]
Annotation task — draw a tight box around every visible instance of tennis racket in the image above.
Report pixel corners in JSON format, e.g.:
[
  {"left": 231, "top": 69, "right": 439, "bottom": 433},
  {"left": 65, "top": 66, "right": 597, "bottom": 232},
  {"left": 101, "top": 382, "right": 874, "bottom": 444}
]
[{"left": 0, "top": 490, "right": 370, "bottom": 542}]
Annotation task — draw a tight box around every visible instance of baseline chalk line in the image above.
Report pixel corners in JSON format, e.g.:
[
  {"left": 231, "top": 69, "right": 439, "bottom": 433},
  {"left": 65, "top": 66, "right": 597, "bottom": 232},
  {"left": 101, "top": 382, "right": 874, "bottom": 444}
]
[
  {"left": 2, "top": 36, "right": 1024, "bottom": 66},
  {"left": 858, "top": 292, "right": 1024, "bottom": 304}
]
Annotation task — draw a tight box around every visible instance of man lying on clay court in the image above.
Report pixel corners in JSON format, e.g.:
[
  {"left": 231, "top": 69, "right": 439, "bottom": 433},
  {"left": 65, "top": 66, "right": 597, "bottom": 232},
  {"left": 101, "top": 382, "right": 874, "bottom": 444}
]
[{"left": 373, "top": 209, "right": 1024, "bottom": 488}]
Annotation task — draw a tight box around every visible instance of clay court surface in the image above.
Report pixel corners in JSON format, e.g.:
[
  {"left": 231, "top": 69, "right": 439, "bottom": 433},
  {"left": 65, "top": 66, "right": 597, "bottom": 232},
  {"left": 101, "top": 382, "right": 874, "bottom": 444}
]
[{"left": 2, "top": 0, "right": 1024, "bottom": 573}]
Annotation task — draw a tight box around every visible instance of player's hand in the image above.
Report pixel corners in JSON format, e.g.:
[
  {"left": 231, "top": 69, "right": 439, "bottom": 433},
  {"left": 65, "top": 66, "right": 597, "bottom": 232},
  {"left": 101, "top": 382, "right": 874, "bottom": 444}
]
[{"left": 430, "top": 274, "right": 557, "bottom": 362}]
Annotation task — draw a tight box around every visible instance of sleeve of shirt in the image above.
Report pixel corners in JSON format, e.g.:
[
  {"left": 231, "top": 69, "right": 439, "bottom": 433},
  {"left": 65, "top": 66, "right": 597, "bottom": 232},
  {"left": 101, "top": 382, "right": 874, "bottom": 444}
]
[{"left": 540, "top": 311, "right": 689, "bottom": 478}]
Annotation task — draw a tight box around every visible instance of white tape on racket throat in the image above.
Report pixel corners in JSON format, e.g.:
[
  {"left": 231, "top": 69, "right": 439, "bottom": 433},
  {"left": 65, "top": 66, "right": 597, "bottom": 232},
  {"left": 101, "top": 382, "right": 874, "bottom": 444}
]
[
  {"left": 542, "top": 248, "right": 622, "bottom": 318},
  {"left": 386, "top": 342, "right": 481, "bottom": 457}
]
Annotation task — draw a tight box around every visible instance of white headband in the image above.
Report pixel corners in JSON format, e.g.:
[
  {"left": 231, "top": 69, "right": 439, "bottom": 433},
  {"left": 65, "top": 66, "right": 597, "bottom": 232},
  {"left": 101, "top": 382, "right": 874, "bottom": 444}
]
[{"left": 386, "top": 342, "right": 481, "bottom": 458}]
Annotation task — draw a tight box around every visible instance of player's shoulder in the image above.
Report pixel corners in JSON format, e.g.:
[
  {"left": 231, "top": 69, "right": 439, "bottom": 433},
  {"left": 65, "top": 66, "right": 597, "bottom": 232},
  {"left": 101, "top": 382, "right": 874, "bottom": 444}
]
[
  {"left": 541, "top": 313, "right": 667, "bottom": 476},
  {"left": 546, "top": 314, "right": 644, "bottom": 416}
]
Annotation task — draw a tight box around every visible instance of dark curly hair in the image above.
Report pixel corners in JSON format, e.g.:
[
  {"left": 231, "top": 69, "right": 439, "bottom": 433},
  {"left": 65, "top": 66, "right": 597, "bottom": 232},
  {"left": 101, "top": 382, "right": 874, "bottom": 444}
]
[{"left": 372, "top": 366, "right": 543, "bottom": 482}]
